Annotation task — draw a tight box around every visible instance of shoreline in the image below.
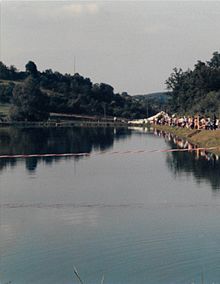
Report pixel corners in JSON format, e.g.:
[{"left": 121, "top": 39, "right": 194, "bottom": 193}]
[
  {"left": 153, "top": 124, "right": 220, "bottom": 155},
  {"left": 0, "top": 120, "right": 128, "bottom": 128},
  {"left": 1, "top": 121, "right": 220, "bottom": 155}
]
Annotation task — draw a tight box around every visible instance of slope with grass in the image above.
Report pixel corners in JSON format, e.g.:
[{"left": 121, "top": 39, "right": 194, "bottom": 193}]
[
  {"left": 154, "top": 124, "right": 220, "bottom": 155},
  {"left": 0, "top": 103, "right": 11, "bottom": 117}
]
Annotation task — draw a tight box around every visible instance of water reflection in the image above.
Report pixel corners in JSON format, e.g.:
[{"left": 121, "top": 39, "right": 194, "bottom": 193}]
[
  {"left": 154, "top": 130, "right": 220, "bottom": 190},
  {"left": 0, "top": 127, "right": 131, "bottom": 172}
]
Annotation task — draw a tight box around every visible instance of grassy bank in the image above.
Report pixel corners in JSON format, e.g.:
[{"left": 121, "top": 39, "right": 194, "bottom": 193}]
[
  {"left": 154, "top": 125, "right": 220, "bottom": 155},
  {"left": 0, "top": 103, "right": 11, "bottom": 117}
]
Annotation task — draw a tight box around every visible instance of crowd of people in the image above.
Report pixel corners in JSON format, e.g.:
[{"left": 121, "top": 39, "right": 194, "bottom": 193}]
[{"left": 153, "top": 114, "right": 219, "bottom": 130}]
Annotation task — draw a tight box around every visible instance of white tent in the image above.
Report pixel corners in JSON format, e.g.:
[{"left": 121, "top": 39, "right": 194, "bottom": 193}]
[
  {"left": 128, "top": 111, "right": 167, "bottom": 125},
  {"left": 146, "top": 111, "right": 167, "bottom": 122}
]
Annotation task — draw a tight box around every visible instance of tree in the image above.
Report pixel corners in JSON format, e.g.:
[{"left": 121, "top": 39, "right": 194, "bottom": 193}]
[
  {"left": 166, "top": 51, "right": 220, "bottom": 115},
  {"left": 0, "top": 82, "right": 14, "bottom": 103},
  {"left": 25, "top": 61, "right": 38, "bottom": 77},
  {"left": 0, "top": 62, "right": 10, "bottom": 79},
  {"left": 10, "top": 76, "right": 49, "bottom": 121},
  {"left": 1, "top": 60, "right": 157, "bottom": 119},
  {"left": 208, "top": 51, "right": 220, "bottom": 68}
]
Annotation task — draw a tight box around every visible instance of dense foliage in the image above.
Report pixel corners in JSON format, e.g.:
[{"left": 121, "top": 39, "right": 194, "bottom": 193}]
[
  {"left": 134, "top": 92, "right": 171, "bottom": 114},
  {"left": 166, "top": 51, "right": 220, "bottom": 115},
  {"left": 0, "top": 61, "right": 155, "bottom": 120},
  {"left": 10, "top": 76, "right": 49, "bottom": 121},
  {"left": 0, "top": 82, "right": 15, "bottom": 103}
]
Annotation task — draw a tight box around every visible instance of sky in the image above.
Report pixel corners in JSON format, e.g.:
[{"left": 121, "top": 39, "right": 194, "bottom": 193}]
[{"left": 1, "top": 0, "right": 220, "bottom": 95}]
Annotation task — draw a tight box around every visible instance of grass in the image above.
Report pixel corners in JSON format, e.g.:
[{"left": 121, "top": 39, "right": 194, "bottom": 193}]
[
  {"left": 0, "top": 103, "right": 11, "bottom": 117},
  {"left": 0, "top": 79, "right": 22, "bottom": 85},
  {"left": 154, "top": 124, "right": 220, "bottom": 155}
]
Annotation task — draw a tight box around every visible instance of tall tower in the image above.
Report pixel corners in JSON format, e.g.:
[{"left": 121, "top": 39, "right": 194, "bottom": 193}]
[
  {"left": 74, "top": 56, "right": 76, "bottom": 74},
  {"left": 0, "top": 1, "right": 2, "bottom": 62}
]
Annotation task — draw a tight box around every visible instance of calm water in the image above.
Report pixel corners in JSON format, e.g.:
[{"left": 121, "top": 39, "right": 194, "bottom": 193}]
[{"left": 1, "top": 127, "right": 220, "bottom": 284}]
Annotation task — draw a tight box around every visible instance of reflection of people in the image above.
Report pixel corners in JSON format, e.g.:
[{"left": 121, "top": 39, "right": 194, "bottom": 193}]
[
  {"left": 214, "top": 114, "right": 217, "bottom": 130},
  {"left": 216, "top": 118, "right": 219, "bottom": 130},
  {"left": 188, "top": 143, "right": 193, "bottom": 151},
  {"left": 165, "top": 133, "right": 220, "bottom": 190}
]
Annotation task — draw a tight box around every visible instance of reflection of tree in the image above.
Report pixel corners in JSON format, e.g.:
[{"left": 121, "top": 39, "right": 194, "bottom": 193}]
[
  {"left": 165, "top": 137, "right": 220, "bottom": 191},
  {"left": 0, "top": 127, "right": 131, "bottom": 173}
]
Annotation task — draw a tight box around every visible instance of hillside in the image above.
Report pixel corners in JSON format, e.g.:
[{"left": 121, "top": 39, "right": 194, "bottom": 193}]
[
  {"left": 0, "top": 61, "right": 157, "bottom": 120},
  {"left": 134, "top": 92, "right": 170, "bottom": 102},
  {"left": 133, "top": 92, "right": 171, "bottom": 114}
]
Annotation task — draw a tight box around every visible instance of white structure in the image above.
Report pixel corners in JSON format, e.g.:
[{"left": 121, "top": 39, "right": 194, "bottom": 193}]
[{"left": 128, "top": 111, "right": 167, "bottom": 125}]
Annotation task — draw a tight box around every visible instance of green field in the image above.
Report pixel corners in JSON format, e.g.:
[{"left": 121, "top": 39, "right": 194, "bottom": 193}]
[
  {"left": 0, "top": 79, "right": 22, "bottom": 85},
  {"left": 0, "top": 103, "right": 11, "bottom": 117}
]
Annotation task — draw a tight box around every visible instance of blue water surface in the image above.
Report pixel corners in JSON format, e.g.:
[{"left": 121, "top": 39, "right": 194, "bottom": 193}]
[{"left": 1, "top": 127, "right": 220, "bottom": 284}]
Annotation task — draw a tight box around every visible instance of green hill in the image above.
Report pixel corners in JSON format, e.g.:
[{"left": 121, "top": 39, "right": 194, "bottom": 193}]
[
  {"left": 133, "top": 92, "right": 171, "bottom": 114},
  {"left": 0, "top": 61, "right": 157, "bottom": 120}
]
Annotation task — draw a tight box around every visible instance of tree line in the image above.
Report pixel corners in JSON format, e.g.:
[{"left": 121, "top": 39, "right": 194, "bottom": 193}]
[
  {"left": 166, "top": 51, "right": 220, "bottom": 115},
  {"left": 0, "top": 61, "right": 155, "bottom": 121}
]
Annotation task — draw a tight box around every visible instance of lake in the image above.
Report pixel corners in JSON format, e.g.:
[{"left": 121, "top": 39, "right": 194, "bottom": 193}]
[{"left": 1, "top": 127, "right": 220, "bottom": 284}]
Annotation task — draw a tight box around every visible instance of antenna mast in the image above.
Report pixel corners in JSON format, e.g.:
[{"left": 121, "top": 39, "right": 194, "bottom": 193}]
[
  {"left": 0, "top": 1, "right": 2, "bottom": 62},
  {"left": 74, "top": 56, "right": 76, "bottom": 74}
]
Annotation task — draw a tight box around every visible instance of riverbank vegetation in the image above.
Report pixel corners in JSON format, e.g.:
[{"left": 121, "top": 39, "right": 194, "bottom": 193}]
[
  {"left": 154, "top": 124, "right": 220, "bottom": 155},
  {"left": 166, "top": 51, "right": 220, "bottom": 115},
  {"left": 0, "top": 61, "right": 156, "bottom": 121},
  {"left": 1, "top": 51, "right": 220, "bottom": 122},
  {"left": 152, "top": 51, "right": 220, "bottom": 152}
]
